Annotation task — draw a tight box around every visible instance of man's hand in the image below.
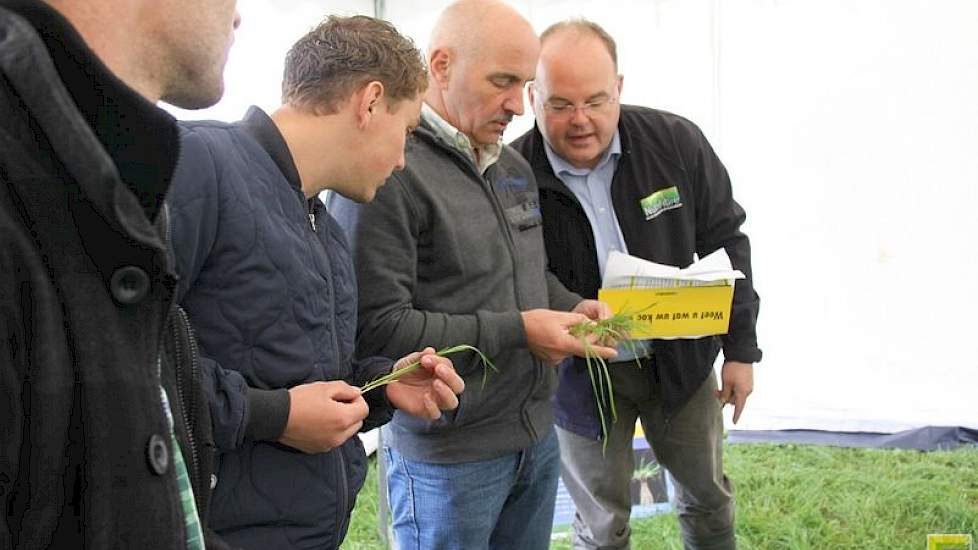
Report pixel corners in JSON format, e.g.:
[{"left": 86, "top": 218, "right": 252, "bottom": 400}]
[
  {"left": 521, "top": 308, "right": 618, "bottom": 366},
  {"left": 387, "top": 347, "right": 465, "bottom": 420},
  {"left": 572, "top": 299, "right": 626, "bottom": 346},
  {"left": 279, "top": 381, "right": 368, "bottom": 453},
  {"left": 715, "top": 361, "right": 754, "bottom": 424},
  {"left": 572, "top": 299, "right": 612, "bottom": 321}
]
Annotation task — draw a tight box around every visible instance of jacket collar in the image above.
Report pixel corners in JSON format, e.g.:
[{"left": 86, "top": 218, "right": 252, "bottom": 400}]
[
  {"left": 523, "top": 118, "right": 632, "bottom": 195},
  {"left": 237, "top": 106, "right": 303, "bottom": 194},
  {"left": 0, "top": 0, "right": 178, "bottom": 243},
  {"left": 412, "top": 119, "right": 485, "bottom": 177}
]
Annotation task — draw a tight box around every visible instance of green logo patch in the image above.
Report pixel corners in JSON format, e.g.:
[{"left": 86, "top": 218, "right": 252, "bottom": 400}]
[{"left": 640, "top": 186, "right": 682, "bottom": 221}]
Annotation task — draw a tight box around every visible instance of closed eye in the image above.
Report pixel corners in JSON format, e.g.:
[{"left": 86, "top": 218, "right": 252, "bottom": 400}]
[{"left": 489, "top": 74, "right": 520, "bottom": 89}]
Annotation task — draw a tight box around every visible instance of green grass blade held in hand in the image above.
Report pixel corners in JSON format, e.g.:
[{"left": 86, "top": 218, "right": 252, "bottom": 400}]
[
  {"left": 571, "top": 304, "right": 656, "bottom": 452},
  {"left": 359, "top": 344, "right": 496, "bottom": 394}
]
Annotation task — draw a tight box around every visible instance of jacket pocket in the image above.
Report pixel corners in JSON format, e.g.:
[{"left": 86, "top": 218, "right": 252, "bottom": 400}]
[{"left": 504, "top": 196, "right": 543, "bottom": 231}]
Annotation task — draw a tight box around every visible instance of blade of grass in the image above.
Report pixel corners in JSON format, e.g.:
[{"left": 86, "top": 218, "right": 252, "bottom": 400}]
[
  {"left": 360, "top": 344, "right": 496, "bottom": 394},
  {"left": 571, "top": 304, "right": 657, "bottom": 453}
]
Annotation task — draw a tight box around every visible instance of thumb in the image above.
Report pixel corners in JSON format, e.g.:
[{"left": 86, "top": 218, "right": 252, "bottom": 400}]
[
  {"left": 330, "top": 382, "right": 362, "bottom": 402},
  {"left": 565, "top": 312, "right": 591, "bottom": 328},
  {"left": 715, "top": 384, "right": 732, "bottom": 406}
]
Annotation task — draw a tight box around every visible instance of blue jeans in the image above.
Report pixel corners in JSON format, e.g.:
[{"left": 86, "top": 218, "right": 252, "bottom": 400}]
[{"left": 384, "top": 427, "right": 560, "bottom": 550}]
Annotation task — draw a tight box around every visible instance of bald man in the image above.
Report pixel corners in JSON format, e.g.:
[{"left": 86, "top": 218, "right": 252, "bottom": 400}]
[
  {"left": 512, "top": 19, "right": 761, "bottom": 550},
  {"left": 329, "top": 1, "right": 616, "bottom": 548},
  {"left": 1, "top": 0, "right": 238, "bottom": 548}
]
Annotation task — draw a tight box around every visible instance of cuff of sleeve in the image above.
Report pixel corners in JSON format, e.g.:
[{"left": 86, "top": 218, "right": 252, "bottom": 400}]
[
  {"left": 477, "top": 310, "right": 527, "bottom": 356},
  {"left": 244, "top": 387, "right": 290, "bottom": 442},
  {"left": 353, "top": 356, "right": 396, "bottom": 432},
  {"left": 722, "top": 343, "right": 763, "bottom": 364}
]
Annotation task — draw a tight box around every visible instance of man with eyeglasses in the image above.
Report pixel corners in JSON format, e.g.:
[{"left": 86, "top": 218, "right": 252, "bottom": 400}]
[{"left": 512, "top": 19, "right": 761, "bottom": 550}]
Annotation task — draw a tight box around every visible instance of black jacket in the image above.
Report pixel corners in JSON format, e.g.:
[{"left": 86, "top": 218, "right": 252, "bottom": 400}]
[
  {"left": 0, "top": 2, "right": 224, "bottom": 548},
  {"left": 512, "top": 105, "right": 761, "bottom": 438}
]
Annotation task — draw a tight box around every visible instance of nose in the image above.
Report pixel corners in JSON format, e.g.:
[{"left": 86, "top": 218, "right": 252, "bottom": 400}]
[
  {"left": 504, "top": 87, "right": 525, "bottom": 116},
  {"left": 570, "top": 105, "right": 589, "bottom": 125}
]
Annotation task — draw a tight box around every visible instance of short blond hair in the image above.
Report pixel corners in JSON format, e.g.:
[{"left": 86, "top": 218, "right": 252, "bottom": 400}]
[{"left": 282, "top": 15, "right": 427, "bottom": 114}]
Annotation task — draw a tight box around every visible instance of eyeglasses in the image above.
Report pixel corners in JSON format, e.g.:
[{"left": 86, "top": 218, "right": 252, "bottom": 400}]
[{"left": 541, "top": 94, "right": 619, "bottom": 118}]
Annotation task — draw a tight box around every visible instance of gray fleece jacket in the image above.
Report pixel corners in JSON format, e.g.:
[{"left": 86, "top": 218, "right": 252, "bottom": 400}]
[{"left": 328, "top": 121, "right": 581, "bottom": 463}]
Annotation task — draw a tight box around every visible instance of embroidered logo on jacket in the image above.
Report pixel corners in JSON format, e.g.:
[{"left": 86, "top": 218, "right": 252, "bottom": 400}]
[{"left": 640, "top": 186, "right": 682, "bottom": 221}]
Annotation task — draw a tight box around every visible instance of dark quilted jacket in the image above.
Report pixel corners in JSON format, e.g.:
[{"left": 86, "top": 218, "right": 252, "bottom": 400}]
[{"left": 167, "top": 107, "right": 393, "bottom": 550}]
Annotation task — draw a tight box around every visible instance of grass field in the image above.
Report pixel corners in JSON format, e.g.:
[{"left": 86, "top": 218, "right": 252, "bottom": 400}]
[{"left": 343, "top": 443, "right": 978, "bottom": 550}]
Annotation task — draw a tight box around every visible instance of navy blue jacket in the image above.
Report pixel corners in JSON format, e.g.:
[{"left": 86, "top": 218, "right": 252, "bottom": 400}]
[
  {"left": 167, "top": 107, "right": 393, "bottom": 550},
  {"left": 512, "top": 106, "right": 761, "bottom": 439}
]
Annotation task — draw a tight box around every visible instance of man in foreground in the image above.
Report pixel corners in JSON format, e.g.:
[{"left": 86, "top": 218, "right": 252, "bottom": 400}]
[
  {"left": 1, "top": 0, "right": 240, "bottom": 547},
  {"left": 512, "top": 19, "right": 762, "bottom": 550}
]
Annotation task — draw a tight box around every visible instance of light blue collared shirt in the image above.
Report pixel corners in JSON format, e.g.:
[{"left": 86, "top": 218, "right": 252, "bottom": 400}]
[
  {"left": 544, "top": 132, "right": 626, "bottom": 278},
  {"left": 544, "top": 131, "right": 652, "bottom": 362}
]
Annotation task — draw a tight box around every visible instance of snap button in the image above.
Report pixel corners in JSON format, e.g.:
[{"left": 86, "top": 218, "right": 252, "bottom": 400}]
[
  {"left": 110, "top": 266, "right": 151, "bottom": 305},
  {"left": 147, "top": 434, "right": 170, "bottom": 475}
]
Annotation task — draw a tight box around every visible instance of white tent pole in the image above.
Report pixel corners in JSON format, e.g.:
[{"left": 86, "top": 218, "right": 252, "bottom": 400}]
[{"left": 711, "top": 0, "right": 722, "bottom": 151}]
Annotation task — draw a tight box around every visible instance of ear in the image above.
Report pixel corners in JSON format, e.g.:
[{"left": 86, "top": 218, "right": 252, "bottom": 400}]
[
  {"left": 428, "top": 47, "right": 452, "bottom": 89},
  {"left": 616, "top": 74, "right": 624, "bottom": 96},
  {"left": 527, "top": 81, "right": 537, "bottom": 109},
  {"left": 356, "top": 80, "right": 385, "bottom": 130}
]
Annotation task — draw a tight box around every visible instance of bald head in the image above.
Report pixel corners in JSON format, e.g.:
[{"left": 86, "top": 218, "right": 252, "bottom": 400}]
[
  {"left": 425, "top": 0, "right": 539, "bottom": 147},
  {"left": 429, "top": 0, "right": 535, "bottom": 63},
  {"left": 539, "top": 19, "right": 618, "bottom": 70}
]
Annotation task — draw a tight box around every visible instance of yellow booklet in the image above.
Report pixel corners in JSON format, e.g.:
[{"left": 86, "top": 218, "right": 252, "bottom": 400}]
[{"left": 598, "top": 250, "right": 742, "bottom": 339}]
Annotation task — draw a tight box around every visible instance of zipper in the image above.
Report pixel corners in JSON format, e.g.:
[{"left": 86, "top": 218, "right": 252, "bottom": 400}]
[
  {"left": 171, "top": 306, "right": 203, "bottom": 495},
  {"left": 440, "top": 140, "right": 543, "bottom": 442},
  {"left": 162, "top": 201, "right": 173, "bottom": 251},
  {"left": 298, "top": 194, "right": 337, "bottom": 380},
  {"left": 476, "top": 171, "right": 541, "bottom": 443},
  {"left": 334, "top": 449, "right": 350, "bottom": 546},
  {"left": 308, "top": 199, "right": 342, "bottom": 379},
  {"left": 308, "top": 201, "right": 317, "bottom": 231}
]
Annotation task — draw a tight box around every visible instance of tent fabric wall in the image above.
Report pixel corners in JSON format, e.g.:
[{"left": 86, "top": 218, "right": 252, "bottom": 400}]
[
  {"left": 167, "top": 0, "right": 978, "bottom": 436},
  {"left": 385, "top": 0, "right": 978, "bottom": 436},
  {"left": 165, "top": 0, "right": 375, "bottom": 122}
]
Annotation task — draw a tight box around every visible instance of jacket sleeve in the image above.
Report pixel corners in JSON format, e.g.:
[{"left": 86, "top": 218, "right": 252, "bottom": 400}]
[
  {"left": 344, "top": 355, "right": 395, "bottom": 431},
  {"left": 328, "top": 175, "right": 528, "bottom": 376},
  {"left": 546, "top": 270, "right": 583, "bottom": 312},
  {"left": 168, "top": 128, "right": 290, "bottom": 450},
  {"left": 685, "top": 124, "right": 762, "bottom": 364},
  {"left": 0, "top": 213, "right": 27, "bottom": 550}
]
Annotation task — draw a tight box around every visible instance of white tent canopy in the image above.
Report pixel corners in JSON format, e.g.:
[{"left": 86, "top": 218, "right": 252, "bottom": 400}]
[{"left": 168, "top": 0, "right": 978, "bottom": 436}]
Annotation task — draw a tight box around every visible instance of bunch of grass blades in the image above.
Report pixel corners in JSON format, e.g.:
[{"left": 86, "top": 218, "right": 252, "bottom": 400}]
[
  {"left": 359, "top": 344, "right": 496, "bottom": 394},
  {"left": 569, "top": 307, "right": 650, "bottom": 452}
]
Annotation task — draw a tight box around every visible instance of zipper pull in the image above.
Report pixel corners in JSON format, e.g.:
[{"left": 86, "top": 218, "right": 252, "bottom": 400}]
[{"left": 308, "top": 212, "right": 317, "bottom": 231}]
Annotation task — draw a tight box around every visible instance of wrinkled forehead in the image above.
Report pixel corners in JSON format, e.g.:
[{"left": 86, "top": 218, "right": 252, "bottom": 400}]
[{"left": 480, "top": 44, "right": 537, "bottom": 79}]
